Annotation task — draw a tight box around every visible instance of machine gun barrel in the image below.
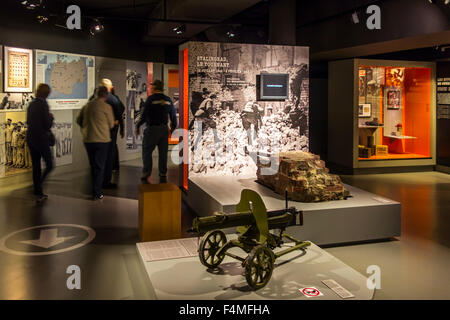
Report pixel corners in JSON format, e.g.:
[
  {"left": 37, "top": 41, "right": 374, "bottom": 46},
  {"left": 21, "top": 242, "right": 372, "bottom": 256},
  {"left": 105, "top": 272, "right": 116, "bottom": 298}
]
[
  {"left": 189, "top": 207, "right": 301, "bottom": 235},
  {"left": 189, "top": 211, "right": 254, "bottom": 234}
]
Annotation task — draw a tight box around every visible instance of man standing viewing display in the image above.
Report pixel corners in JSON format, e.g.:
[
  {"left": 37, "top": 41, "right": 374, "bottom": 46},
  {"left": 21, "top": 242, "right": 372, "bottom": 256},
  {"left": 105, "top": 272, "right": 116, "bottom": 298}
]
[
  {"left": 99, "top": 79, "right": 124, "bottom": 189},
  {"left": 26, "top": 84, "right": 54, "bottom": 203},
  {"left": 135, "top": 80, "right": 177, "bottom": 184},
  {"left": 77, "top": 86, "right": 115, "bottom": 200},
  {"left": 110, "top": 86, "right": 125, "bottom": 172}
]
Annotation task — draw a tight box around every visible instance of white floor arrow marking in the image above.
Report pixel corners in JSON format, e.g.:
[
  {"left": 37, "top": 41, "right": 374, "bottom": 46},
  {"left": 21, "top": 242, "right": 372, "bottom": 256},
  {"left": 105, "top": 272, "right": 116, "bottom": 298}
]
[{"left": 20, "top": 228, "right": 76, "bottom": 249}]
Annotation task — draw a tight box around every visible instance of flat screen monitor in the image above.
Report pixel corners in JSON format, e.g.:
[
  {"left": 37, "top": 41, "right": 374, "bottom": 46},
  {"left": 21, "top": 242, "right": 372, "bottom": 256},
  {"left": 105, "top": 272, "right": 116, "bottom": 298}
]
[{"left": 259, "top": 73, "right": 289, "bottom": 100}]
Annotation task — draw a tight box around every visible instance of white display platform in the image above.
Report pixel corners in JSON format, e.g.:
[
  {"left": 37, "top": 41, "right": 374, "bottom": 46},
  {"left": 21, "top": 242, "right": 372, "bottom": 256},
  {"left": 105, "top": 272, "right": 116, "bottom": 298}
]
[
  {"left": 136, "top": 239, "right": 374, "bottom": 300},
  {"left": 184, "top": 176, "right": 401, "bottom": 245}
]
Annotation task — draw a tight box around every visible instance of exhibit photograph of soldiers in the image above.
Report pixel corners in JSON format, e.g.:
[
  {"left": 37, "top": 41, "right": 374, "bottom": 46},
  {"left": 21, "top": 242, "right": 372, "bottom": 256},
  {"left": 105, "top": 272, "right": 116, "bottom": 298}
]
[
  {"left": 0, "top": 117, "right": 32, "bottom": 177},
  {"left": 0, "top": 92, "right": 34, "bottom": 111},
  {"left": 187, "top": 42, "right": 309, "bottom": 177},
  {"left": 52, "top": 122, "right": 73, "bottom": 166},
  {"left": 126, "top": 63, "right": 148, "bottom": 151}
]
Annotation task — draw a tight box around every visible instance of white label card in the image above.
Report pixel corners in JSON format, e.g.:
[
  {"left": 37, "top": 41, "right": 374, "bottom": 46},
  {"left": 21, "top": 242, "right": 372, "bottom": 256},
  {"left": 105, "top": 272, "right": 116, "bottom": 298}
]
[{"left": 322, "top": 279, "right": 355, "bottom": 299}]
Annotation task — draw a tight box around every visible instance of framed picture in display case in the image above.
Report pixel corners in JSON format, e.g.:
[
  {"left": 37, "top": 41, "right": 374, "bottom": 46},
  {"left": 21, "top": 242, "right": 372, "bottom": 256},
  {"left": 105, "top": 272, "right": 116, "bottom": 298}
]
[
  {"left": 3, "top": 47, "right": 33, "bottom": 93},
  {"left": 359, "top": 69, "right": 366, "bottom": 97},
  {"left": 358, "top": 103, "right": 372, "bottom": 118},
  {"left": 384, "top": 86, "right": 402, "bottom": 110}
]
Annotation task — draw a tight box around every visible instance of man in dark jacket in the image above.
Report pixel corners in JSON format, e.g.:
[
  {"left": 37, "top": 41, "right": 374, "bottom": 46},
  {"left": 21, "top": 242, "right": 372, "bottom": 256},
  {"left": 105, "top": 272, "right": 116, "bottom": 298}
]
[
  {"left": 99, "top": 79, "right": 124, "bottom": 188},
  {"left": 136, "top": 80, "right": 177, "bottom": 184},
  {"left": 110, "top": 86, "right": 125, "bottom": 171},
  {"left": 26, "top": 83, "right": 54, "bottom": 202}
]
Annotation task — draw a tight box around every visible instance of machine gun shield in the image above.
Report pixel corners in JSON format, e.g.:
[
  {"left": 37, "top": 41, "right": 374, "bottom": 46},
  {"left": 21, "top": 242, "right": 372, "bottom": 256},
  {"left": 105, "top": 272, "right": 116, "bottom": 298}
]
[{"left": 236, "top": 189, "right": 269, "bottom": 244}]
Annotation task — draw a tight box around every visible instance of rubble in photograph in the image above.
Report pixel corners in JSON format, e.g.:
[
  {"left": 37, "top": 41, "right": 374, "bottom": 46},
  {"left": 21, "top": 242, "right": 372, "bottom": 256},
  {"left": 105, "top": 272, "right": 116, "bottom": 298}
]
[{"left": 189, "top": 109, "right": 308, "bottom": 176}]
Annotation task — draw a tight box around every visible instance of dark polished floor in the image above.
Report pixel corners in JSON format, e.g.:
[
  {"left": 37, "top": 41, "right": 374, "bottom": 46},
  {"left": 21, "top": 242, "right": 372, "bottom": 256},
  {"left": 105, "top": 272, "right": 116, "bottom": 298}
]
[
  {"left": 0, "top": 158, "right": 448, "bottom": 299},
  {"left": 341, "top": 172, "right": 450, "bottom": 249},
  {"left": 0, "top": 156, "right": 194, "bottom": 299}
]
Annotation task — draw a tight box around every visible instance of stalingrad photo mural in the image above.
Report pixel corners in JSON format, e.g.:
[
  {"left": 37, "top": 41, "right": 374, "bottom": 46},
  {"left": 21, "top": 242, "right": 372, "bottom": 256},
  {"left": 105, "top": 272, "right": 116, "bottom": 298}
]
[{"left": 187, "top": 42, "right": 309, "bottom": 177}]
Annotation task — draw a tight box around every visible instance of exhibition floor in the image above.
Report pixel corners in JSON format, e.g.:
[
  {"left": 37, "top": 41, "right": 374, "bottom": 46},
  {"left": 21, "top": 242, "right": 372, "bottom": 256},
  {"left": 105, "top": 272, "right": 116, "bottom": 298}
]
[{"left": 0, "top": 160, "right": 448, "bottom": 299}]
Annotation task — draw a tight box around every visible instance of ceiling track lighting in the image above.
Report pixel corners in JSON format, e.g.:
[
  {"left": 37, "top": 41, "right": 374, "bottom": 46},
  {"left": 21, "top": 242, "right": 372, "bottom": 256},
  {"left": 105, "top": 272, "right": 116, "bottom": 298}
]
[
  {"left": 36, "top": 14, "right": 49, "bottom": 23},
  {"left": 89, "top": 18, "right": 104, "bottom": 36},
  {"left": 173, "top": 24, "right": 186, "bottom": 35},
  {"left": 21, "top": 0, "right": 42, "bottom": 10},
  {"left": 226, "top": 30, "right": 236, "bottom": 38},
  {"left": 35, "top": 5, "right": 50, "bottom": 23}
]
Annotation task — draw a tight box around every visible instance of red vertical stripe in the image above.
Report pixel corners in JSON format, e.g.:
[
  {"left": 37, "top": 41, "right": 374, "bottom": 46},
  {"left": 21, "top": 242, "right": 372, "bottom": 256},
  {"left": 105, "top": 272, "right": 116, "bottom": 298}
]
[{"left": 179, "top": 48, "right": 189, "bottom": 191}]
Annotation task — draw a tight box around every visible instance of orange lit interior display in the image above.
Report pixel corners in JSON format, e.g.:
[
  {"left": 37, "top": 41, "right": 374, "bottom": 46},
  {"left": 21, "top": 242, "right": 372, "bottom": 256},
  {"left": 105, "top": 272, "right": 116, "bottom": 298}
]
[{"left": 358, "top": 65, "right": 431, "bottom": 161}]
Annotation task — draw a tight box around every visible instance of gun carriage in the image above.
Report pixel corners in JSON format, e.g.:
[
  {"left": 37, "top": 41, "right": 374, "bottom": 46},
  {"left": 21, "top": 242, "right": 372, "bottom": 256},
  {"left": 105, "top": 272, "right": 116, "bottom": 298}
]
[{"left": 189, "top": 189, "right": 310, "bottom": 290}]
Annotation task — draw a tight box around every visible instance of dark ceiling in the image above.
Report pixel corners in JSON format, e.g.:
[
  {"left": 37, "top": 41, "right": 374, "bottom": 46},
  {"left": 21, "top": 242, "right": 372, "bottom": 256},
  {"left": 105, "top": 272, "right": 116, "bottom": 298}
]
[
  {"left": 15, "top": 0, "right": 269, "bottom": 45},
  {"left": 3, "top": 0, "right": 449, "bottom": 62}
]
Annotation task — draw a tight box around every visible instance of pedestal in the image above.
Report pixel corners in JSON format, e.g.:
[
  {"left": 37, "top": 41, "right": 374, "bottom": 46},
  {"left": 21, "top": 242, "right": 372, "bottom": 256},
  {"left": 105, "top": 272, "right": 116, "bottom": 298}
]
[{"left": 138, "top": 183, "right": 181, "bottom": 242}]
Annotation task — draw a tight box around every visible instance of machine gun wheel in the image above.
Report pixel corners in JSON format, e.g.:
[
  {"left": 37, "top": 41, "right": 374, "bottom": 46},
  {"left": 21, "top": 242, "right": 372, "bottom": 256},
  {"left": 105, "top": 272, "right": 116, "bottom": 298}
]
[
  {"left": 244, "top": 245, "right": 274, "bottom": 290},
  {"left": 199, "top": 230, "right": 227, "bottom": 268}
]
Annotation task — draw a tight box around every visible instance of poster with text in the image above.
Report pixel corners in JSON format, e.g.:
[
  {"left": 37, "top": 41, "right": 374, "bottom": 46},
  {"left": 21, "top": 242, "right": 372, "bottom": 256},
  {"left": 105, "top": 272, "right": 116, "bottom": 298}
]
[
  {"left": 35, "top": 50, "right": 95, "bottom": 110},
  {"left": 3, "top": 47, "right": 33, "bottom": 93}
]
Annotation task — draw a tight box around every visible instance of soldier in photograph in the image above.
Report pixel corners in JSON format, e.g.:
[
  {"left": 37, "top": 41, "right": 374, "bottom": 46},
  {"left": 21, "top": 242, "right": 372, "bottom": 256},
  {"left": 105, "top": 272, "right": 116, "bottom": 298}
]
[
  {"left": 189, "top": 90, "right": 220, "bottom": 142},
  {"left": 23, "top": 124, "right": 31, "bottom": 168},
  {"left": 241, "top": 100, "right": 264, "bottom": 150},
  {"left": 11, "top": 123, "right": 19, "bottom": 167},
  {"left": 1, "top": 93, "right": 11, "bottom": 110},
  {"left": 55, "top": 123, "right": 62, "bottom": 158},
  {"left": 5, "top": 119, "right": 13, "bottom": 165},
  {"left": 16, "top": 123, "right": 26, "bottom": 168},
  {"left": 0, "top": 123, "right": 5, "bottom": 165}
]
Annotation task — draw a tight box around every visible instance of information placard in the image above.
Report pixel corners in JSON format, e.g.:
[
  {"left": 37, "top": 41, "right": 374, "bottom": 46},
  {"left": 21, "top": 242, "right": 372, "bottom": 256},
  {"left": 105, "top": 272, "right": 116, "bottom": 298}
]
[{"left": 3, "top": 47, "right": 33, "bottom": 93}]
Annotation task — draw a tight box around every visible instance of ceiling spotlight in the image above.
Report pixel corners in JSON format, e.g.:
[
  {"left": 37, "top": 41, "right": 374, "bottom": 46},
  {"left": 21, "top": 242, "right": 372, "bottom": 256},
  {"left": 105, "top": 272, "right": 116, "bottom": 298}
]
[
  {"left": 173, "top": 24, "right": 186, "bottom": 35},
  {"left": 351, "top": 11, "right": 360, "bottom": 24},
  {"left": 226, "top": 30, "right": 236, "bottom": 38},
  {"left": 36, "top": 6, "right": 50, "bottom": 23},
  {"left": 90, "top": 18, "right": 104, "bottom": 36},
  {"left": 36, "top": 13, "right": 49, "bottom": 23},
  {"left": 445, "top": 0, "right": 449, "bottom": 4},
  {"left": 21, "top": 0, "right": 42, "bottom": 10}
]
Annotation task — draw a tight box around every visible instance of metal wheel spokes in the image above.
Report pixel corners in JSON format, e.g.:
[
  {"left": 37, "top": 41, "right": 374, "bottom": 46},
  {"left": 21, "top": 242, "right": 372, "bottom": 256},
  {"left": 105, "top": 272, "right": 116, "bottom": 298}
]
[
  {"left": 199, "top": 230, "right": 227, "bottom": 268},
  {"left": 245, "top": 245, "right": 274, "bottom": 290}
]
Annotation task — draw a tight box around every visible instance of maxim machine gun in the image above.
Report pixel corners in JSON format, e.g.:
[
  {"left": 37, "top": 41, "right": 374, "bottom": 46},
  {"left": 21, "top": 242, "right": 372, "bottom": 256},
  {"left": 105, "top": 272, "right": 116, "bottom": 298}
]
[{"left": 188, "top": 189, "right": 310, "bottom": 290}]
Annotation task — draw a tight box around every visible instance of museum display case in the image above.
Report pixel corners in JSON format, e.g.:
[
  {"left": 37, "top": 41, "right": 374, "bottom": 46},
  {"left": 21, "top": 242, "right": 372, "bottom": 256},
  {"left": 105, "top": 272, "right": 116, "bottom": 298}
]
[{"left": 329, "top": 59, "right": 436, "bottom": 171}]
